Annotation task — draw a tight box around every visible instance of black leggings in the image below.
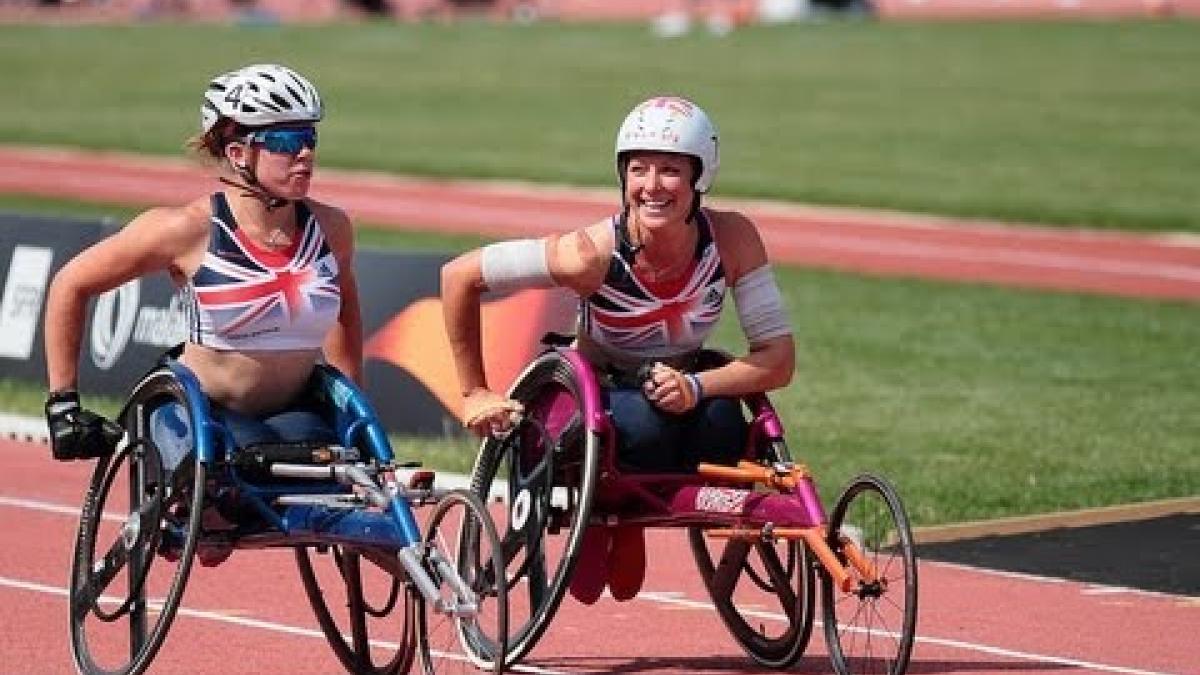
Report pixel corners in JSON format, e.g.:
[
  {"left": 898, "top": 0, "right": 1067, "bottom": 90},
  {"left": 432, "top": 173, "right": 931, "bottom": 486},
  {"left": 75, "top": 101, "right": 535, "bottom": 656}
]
[{"left": 605, "top": 387, "right": 748, "bottom": 473}]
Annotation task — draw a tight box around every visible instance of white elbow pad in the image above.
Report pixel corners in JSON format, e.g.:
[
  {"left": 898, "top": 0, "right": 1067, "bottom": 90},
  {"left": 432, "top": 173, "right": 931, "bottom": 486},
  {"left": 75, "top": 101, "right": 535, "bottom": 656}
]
[
  {"left": 480, "top": 238, "right": 555, "bottom": 292},
  {"left": 733, "top": 264, "right": 792, "bottom": 343}
]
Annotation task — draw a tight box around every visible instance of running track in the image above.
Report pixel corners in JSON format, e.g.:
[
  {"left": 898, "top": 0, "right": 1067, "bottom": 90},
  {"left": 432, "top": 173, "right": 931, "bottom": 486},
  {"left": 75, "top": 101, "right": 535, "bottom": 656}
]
[
  {"left": 2, "top": 438, "right": 1197, "bottom": 675},
  {"left": 2, "top": 146, "right": 1199, "bottom": 302},
  {"left": 1, "top": 147, "right": 1198, "bottom": 673}
]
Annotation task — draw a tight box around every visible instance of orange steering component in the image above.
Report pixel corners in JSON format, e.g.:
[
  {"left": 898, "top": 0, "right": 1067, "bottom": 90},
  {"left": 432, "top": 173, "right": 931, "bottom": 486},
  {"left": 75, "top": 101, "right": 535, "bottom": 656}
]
[{"left": 697, "top": 460, "right": 810, "bottom": 491}]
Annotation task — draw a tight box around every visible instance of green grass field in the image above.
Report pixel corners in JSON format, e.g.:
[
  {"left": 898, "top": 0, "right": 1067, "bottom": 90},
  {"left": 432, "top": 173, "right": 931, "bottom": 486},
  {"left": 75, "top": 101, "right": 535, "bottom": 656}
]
[
  {"left": 1, "top": 20, "right": 1198, "bottom": 231},
  {"left": 2, "top": 20, "right": 1198, "bottom": 526}
]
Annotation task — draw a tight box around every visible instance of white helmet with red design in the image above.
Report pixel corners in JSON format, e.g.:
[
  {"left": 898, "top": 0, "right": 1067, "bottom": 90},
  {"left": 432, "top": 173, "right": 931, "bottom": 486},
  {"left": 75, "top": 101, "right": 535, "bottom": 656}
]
[
  {"left": 201, "top": 63, "right": 323, "bottom": 133},
  {"left": 615, "top": 96, "right": 719, "bottom": 193}
]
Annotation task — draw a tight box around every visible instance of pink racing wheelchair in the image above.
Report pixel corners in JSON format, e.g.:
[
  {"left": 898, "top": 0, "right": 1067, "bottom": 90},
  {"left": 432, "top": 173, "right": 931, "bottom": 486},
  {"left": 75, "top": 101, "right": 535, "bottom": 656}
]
[{"left": 464, "top": 343, "right": 918, "bottom": 674}]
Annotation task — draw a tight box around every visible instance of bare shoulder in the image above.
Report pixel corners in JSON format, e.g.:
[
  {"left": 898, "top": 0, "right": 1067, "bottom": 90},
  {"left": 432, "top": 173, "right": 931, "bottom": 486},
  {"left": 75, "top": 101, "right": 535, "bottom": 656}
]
[
  {"left": 306, "top": 199, "right": 351, "bottom": 228},
  {"left": 706, "top": 208, "right": 767, "bottom": 283},
  {"left": 304, "top": 199, "right": 354, "bottom": 253},
  {"left": 75, "top": 197, "right": 209, "bottom": 278},
  {"left": 306, "top": 199, "right": 351, "bottom": 234},
  {"left": 549, "top": 218, "right": 615, "bottom": 292},
  {"left": 121, "top": 198, "right": 209, "bottom": 248}
]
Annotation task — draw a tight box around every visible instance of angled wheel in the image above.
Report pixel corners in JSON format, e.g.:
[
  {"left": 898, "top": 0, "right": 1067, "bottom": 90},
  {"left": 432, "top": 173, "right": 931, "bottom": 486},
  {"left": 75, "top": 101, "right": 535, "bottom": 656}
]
[
  {"left": 688, "top": 429, "right": 816, "bottom": 668},
  {"left": 822, "top": 474, "right": 918, "bottom": 675},
  {"left": 468, "top": 351, "right": 600, "bottom": 666},
  {"left": 689, "top": 525, "right": 816, "bottom": 667},
  {"left": 417, "top": 489, "right": 508, "bottom": 674},
  {"left": 69, "top": 370, "right": 207, "bottom": 675},
  {"left": 296, "top": 546, "right": 419, "bottom": 675}
]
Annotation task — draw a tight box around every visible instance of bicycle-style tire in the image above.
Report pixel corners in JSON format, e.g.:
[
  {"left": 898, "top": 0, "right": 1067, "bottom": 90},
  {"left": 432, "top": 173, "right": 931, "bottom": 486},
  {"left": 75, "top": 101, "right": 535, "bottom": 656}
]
[
  {"left": 821, "top": 474, "right": 918, "bottom": 675},
  {"left": 417, "top": 489, "right": 508, "bottom": 674},
  {"left": 69, "top": 370, "right": 207, "bottom": 675}
]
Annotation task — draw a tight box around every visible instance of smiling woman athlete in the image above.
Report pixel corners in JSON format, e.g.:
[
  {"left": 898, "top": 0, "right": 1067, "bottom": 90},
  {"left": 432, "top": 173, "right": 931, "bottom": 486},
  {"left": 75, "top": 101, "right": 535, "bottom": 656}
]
[{"left": 441, "top": 95, "right": 794, "bottom": 472}]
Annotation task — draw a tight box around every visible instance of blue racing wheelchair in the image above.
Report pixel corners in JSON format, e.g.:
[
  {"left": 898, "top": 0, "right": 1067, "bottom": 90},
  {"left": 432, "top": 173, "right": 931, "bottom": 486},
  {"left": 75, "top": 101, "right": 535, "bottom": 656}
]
[{"left": 67, "top": 358, "right": 508, "bottom": 675}]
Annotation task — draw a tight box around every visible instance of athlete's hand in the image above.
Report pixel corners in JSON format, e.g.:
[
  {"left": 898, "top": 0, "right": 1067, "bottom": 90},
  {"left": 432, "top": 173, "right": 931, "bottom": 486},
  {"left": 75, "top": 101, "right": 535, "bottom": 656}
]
[
  {"left": 45, "top": 390, "right": 123, "bottom": 461},
  {"left": 461, "top": 388, "right": 523, "bottom": 438},
  {"left": 640, "top": 362, "right": 702, "bottom": 415}
]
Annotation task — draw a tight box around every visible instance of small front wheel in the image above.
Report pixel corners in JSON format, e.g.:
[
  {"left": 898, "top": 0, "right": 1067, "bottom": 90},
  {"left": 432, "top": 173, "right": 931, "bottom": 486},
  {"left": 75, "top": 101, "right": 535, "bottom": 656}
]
[
  {"left": 418, "top": 489, "right": 508, "bottom": 674},
  {"left": 821, "top": 474, "right": 918, "bottom": 675}
]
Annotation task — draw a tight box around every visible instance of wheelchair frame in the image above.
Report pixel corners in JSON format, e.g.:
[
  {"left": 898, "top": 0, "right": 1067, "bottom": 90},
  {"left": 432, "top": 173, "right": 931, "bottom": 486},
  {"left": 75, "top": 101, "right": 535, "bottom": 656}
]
[
  {"left": 67, "top": 359, "right": 508, "bottom": 675},
  {"left": 469, "top": 346, "right": 919, "bottom": 674}
]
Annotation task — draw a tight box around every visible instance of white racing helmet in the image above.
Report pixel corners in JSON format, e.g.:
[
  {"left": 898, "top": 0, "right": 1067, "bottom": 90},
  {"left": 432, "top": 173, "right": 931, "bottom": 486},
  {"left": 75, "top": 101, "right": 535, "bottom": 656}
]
[
  {"left": 201, "top": 63, "right": 323, "bottom": 133},
  {"left": 615, "top": 96, "right": 719, "bottom": 193}
]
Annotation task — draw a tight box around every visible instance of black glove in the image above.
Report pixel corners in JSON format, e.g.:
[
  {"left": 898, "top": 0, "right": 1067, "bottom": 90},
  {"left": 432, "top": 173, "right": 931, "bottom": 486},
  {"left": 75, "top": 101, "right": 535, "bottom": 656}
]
[{"left": 44, "top": 390, "right": 123, "bottom": 461}]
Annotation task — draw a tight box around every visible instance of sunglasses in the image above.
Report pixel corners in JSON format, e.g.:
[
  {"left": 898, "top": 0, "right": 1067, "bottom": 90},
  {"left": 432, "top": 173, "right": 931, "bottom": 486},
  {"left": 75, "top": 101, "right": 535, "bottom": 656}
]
[{"left": 245, "top": 126, "right": 318, "bottom": 154}]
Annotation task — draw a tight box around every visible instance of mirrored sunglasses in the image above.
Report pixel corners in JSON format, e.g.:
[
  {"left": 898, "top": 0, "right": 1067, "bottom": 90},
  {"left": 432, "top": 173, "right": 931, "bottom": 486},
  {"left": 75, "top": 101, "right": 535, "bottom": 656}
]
[{"left": 246, "top": 126, "right": 318, "bottom": 154}]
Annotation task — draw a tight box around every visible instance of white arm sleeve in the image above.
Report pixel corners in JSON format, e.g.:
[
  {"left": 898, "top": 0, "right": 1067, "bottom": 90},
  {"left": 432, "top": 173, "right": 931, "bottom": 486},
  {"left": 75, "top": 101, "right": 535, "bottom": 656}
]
[
  {"left": 732, "top": 264, "right": 792, "bottom": 343},
  {"left": 480, "top": 238, "right": 556, "bottom": 292}
]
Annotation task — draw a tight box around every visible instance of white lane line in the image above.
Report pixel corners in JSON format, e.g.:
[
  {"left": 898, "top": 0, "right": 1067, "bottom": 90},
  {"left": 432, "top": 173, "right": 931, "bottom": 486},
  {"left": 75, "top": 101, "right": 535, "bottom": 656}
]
[
  {"left": 0, "top": 495, "right": 93, "bottom": 519},
  {"left": 2, "top": 494, "right": 1185, "bottom": 675},
  {"left": 0, "top": 575, "right": 565, "bottom": 675},
  {"left": 637, "top": 591, "right": 1184, "bottom": 675}
]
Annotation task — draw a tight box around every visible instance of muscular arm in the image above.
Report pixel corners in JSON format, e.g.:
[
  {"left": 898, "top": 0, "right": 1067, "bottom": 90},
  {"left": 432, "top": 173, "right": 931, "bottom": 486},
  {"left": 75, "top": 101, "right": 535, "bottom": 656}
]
[
  {"left": 440, "top": 249, "right": 490, "bottom": 396},
  {"left": 441, "top": 222, "right": 609, "bottom": 396},
  {"left": 315, "top": 204, "right": 363, "bottom": 384},
  {"left": 44, "top": 205, "right": 203, "bottom": 392},
  {"left": 692, "top": 335, "right": 794, "bottom": 399},
  {"left": 696, "top": 210, "right": 796, "bottom": 398}
]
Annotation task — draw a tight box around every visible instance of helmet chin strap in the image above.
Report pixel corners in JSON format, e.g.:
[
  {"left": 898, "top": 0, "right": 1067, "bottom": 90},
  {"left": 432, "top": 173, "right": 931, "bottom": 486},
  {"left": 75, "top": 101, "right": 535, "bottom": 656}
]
[{"left": 220, "top": 160, "right": 290, "bottom": 211}]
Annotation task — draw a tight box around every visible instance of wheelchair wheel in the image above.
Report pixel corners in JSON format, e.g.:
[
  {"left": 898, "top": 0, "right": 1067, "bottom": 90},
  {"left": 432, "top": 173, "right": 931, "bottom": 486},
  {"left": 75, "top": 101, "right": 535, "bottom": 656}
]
[
  {"left": 689, "top": 527, "right": 816, "bottom": 668},
  {"left": 468, "top": 351, "right": 600, "bottom": 666},
  {"left": 822, "top": 474, "right": 918, "bottom": 675},
  {"left": 417, "top": 489, "right": 508, "bottom": 674},
  {"left": 69, "top": 370, "right": 207, "bottom": 675},
  {"left": 296, "top": 546, "right": 419, "bottom": 675}
]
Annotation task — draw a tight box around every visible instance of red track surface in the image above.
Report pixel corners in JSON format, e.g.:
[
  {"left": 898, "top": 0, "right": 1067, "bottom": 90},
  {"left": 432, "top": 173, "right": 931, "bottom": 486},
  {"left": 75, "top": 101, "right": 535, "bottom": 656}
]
[
  {"left": 2, "top": 146, "right": 1199, "bottom": 302},
  {"left": 1, "top": 146, "right": 1198, "bottom": 672},
  {"left": 2, "top": 438, "right": 1197, "bottom": 675}
]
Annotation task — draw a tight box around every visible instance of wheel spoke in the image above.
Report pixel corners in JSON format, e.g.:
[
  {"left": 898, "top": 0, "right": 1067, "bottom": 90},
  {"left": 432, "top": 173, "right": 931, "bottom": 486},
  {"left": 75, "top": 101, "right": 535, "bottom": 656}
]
[{"left": 823, "top": 475, "right": 917, "bottom": 675}]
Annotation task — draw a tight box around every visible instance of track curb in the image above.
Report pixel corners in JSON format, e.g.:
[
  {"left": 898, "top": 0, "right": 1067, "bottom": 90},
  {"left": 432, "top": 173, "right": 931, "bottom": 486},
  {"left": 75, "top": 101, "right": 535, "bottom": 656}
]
[{"left": 913, "top": 496, "right": 1200, "bottom": 545}]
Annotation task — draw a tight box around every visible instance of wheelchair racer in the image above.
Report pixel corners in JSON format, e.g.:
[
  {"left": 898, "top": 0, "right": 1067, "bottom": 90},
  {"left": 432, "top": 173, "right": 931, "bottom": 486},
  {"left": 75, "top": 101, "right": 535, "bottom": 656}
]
[
  {"left": 43, "top": 63, "right": 363, "bottom": 466},
  {"left": 440, "top": 95, "right": 795, "bottom": 601}
]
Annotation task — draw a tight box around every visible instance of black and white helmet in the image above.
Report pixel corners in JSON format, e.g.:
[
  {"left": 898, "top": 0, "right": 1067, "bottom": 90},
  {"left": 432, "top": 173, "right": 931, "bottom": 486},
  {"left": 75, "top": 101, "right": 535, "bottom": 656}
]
[{"left": 200, "top": 63, "right": 323, "bottom": 133}]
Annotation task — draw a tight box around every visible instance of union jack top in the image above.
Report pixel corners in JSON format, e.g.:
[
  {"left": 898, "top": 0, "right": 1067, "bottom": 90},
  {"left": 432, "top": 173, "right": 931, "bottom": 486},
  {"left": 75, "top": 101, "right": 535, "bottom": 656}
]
[
  {"left": 180, "top": 193, "right": 341, "bottom": 351},
  {"left": 581, "top": 210, "right": 725, "bottom": 359}
]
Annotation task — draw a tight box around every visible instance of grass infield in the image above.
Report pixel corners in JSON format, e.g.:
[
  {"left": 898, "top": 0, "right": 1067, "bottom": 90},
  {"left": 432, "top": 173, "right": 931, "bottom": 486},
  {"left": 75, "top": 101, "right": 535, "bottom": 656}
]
[{"left": 1, "top": 20, "right": 1198, "bottom": 231}]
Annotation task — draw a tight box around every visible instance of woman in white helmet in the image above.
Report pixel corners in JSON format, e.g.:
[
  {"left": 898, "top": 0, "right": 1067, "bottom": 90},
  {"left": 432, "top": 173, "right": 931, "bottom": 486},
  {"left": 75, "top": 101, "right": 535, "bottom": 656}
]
[
  {"left": 441, "top": 95, "right": 794, "bottom": 599},
  {"left": 445, "top": 95, "right": 793, "bottom": 454},
  {"left": 43, "top": 63, "right": 363, "bottom": 490}
]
